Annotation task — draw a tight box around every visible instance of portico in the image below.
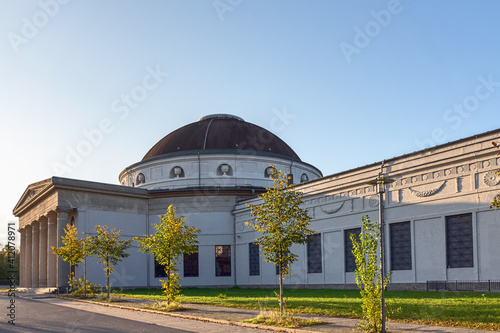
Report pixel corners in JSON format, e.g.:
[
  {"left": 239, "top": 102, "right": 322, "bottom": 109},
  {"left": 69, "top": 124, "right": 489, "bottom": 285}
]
[
  {"left": 13, "top": 177, "right": 150, "bottom": 289},
  {"left": 17, "top": 209, "right": 71, "bottom": 288}
]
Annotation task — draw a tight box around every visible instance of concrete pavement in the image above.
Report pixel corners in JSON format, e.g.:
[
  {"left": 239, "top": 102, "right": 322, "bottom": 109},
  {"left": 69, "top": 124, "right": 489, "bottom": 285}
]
[{"left": 4, "top": 289, "right": 492, "bottom": 333}]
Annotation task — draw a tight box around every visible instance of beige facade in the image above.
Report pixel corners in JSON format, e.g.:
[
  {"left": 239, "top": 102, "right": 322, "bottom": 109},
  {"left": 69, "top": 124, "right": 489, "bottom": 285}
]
[
  {"left": 13, "top": 118, "right": 500, "bottom": 290},
  {"left": 234, "top": 129, "right": 500, "bottom": 288},
  {"left": 14, "top": 179, "right": 149, "bottom": 288}
]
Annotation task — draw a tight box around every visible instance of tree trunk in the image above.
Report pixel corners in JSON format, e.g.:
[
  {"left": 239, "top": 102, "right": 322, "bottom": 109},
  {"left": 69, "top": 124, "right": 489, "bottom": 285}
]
[
  {"left": 106, "top": 258, "right": 110, "bottom": 300},
  {"left": 279, "top": 261, "right": 283, "bottom": 318},
  {"left": 167, "top": 263, "right": 171, "bottom": 305},
  {"left": 84, "top": 258, "right": 87, "bottom": 299}
]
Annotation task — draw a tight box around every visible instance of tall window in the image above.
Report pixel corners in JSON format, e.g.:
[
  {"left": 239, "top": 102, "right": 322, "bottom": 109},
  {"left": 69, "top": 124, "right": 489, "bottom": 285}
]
[
  {"left": 248, "top": 243, "right": 260, "bottom": 276},
  {"left": 344, "top": 228, "right": 361, "bottom": 273},
  {"left": 215, "top": 245, "right": 231, "bottom": 276},
  {"left": 307, "top": 233, "right": 322, "bottom": 273},
  {"left": 249, "top": 243, "right": 260, "bottom": 276},
  {"left": 390, "top": 222, "right": 412, "bottom": 270},
  {"left": 184, "top": 246, "right": 199, "bottom": 277},
  {"left": 154, "top": 257, "right": 167, "bottom": 278},
  {"left": 446, "top": 213, "right": 473, "bottom": 268}
]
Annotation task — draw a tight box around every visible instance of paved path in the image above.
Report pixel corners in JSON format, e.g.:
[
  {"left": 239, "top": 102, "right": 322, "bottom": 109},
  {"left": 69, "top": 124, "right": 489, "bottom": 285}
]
[
  {"left": 0, "top": 296, "right": 191, "bottom": 333},
  {"left": 9, "top": 293, "right": 494, "bottom": 333}
]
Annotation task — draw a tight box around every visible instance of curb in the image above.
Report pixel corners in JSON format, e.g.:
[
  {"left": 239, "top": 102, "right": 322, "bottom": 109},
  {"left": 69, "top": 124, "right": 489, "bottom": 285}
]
[{"left": 55, "top": 297, "right": 325, "bottom": 333}]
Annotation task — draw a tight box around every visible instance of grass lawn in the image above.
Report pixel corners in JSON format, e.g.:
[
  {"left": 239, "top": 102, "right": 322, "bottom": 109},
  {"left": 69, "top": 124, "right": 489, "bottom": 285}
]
[{"left": 114, "top": 287, "right": 500, "bottom": 331}]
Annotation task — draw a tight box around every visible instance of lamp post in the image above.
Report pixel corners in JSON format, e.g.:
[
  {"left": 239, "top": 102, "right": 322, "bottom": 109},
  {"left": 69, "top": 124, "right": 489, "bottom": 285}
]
[{"left": 366, "top": 175, "right": 394, "bottom": 333}]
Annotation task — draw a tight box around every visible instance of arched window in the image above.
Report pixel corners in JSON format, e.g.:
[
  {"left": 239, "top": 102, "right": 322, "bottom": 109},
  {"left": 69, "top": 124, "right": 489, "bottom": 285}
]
[
  {"left": 136, "top": 173, "right": 146, "bottom": 185},
  {"left": 170, "top": 166, "right": 185, "bottom": 178},
  {"left": 264, "top": 166, "right": 277, "bottom": 178},
  {"left": 217, "top": 164, "right": 233, "bottom": 176}
]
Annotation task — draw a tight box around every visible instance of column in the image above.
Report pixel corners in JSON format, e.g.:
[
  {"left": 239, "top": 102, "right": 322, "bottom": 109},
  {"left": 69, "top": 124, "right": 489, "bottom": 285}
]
[
  {"left": 39, "top": 217, "right": 48, "bottom": 287},
  {"left": 25, "top": 225, "right": 32, "bottom": 288},
  {"left": 47, "top": 212, "right": 57, "bottom": 287},
  {"left": 57, "top": 209, "right": 70, "bottom": 288},
  {"left": 20, "top": 228, "right": 26, "bottom": 288},
  {"left": 31, "top": 221, "right": 39, "bottom": 288}
]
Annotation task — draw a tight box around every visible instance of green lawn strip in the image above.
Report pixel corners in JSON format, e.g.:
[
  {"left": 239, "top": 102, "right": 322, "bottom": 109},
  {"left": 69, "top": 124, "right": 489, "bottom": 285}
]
[{"left": 114, "top": 288, "right": 500, "bottom": 331}]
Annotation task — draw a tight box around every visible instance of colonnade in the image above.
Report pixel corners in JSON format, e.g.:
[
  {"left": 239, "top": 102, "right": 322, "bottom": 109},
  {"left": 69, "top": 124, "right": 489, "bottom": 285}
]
[{"left": 18, "top": 209, "right": 71, "bottom": 288}]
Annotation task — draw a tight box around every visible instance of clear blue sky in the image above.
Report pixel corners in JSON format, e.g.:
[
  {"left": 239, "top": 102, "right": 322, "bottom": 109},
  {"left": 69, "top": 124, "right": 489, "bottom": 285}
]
[{"left": 1, "top": 1, "right": 499, "bottom": 244}]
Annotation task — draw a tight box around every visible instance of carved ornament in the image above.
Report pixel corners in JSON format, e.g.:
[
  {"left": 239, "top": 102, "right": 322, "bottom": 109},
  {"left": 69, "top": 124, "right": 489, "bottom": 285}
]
[
  {"left": 409, "top": 181, "right": 446, "bottom": 197},
  {"left": 484, "top": 170, "right": 500, "bottom": 187},
  {"left": 320, "top": 201, "right": 345, "bottom": 214}
]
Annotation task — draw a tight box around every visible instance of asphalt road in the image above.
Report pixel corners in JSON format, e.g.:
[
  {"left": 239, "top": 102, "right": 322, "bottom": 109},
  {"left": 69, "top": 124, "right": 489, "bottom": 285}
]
[{"left": 0, "top": 296, "right": 268, "bottom": 333}]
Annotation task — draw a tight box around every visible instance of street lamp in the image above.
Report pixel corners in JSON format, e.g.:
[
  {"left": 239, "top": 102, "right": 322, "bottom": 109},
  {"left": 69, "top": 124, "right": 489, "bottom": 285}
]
[{"left": 366, "top": 175, "right": 394, "bottom": 333}]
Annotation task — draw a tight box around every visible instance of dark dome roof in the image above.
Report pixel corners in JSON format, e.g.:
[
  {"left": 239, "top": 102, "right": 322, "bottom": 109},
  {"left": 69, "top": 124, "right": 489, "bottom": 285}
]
[{"left": 142, "top": 114, "right": 301, "bottom": 161}]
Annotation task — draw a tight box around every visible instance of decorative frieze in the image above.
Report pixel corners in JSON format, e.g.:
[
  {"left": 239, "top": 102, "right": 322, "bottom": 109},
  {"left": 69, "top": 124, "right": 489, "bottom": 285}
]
[
  {"left": 320, "top": 201, "right": 344, "bottom": 214},
  {"left": 409, "top": 181, "right": 446, "bottom": 198}
]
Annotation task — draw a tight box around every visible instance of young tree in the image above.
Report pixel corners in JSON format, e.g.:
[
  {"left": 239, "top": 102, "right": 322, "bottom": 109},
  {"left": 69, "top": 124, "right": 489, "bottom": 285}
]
[
  {"left": 135, "top": 205, "right": 199, "bottom": 304},
  {"left": 87, "top": 225, "right": 132, "bottom": 300},
  {"left": 246, "top": 166, "right": 314, "bottom": 317},
  {"left": 351, "top": 216, "right": 390, "bottom": 333},
  {"left": 491, "top": 142, "right": 500, "bottom": 210},
  {"left": 0, "top": 243, "right": 19, "bottom": 285},
  {"left": 52, "top": 223, "right": 87, "bottom": 285}
]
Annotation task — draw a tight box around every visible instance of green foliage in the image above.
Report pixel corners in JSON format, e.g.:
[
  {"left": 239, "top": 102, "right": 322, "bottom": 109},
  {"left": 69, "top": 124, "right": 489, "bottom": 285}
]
[
  {"left": 52, "top": 224, "right": 87, "bottom": 266},
  {"left": 490, "top": 142, "right": 500, "bottom": 210},
  {"left": 87, "top": 225, "right": 132, "bottom": 300},
  {"left": 350, "top": 216, "right": 390, "bottom": 333},
  {"left": 0, "top": 244, "right": 19, "bottom": 284},
  {"left": 246, "top": 166, "right": 314, "bottom": 317},
  {"left": 68, "top": 273, "right": 101, "bottom": 298},
  {"left": 135, "top": 205, "right": 200, "bottom": 304},
  {"left": 52, "top": 223, "right": 90, "bottom": 285}
]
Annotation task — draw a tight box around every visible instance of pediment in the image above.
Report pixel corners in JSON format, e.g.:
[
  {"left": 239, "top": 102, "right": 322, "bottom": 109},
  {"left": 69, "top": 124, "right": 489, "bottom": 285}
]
[{"left": 13, "top": 178, "right": 53, "bottom": 214}]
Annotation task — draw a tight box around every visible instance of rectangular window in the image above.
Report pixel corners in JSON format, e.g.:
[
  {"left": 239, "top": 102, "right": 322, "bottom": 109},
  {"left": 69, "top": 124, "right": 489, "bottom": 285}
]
[
  {"left": 215, "top": 245, "right": 231, "bottom": 276},
  {"left": 307, "top": 233, "right": 322, "bottom": 273},
  {"left": 344, "top": 228, "right": 361, "bottom": 273},
  {"left": 154, "top": 257, "right": 167, "bottom": 278},
  {"left": 249, "top": 243, "right": 260, "bottom": 276},
  {"left": 183, "top": 246, "right": 199, "bottom": 277},
  {"left": 390, "top": 222, "right": 412, "bottom": 270},
  {"left": 446, "top": 214, "right": 473, "bottom": 268}
]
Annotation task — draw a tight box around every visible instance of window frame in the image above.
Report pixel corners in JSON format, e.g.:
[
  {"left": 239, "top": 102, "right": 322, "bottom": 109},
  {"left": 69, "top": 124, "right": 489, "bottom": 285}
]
[
  {"left": 389, "top": 221, "right": 412, "bottom": 271},
  {"left": 183, "top": 246, "right": 199, "bottom": 277},
  {"left": 249, "top": 242, "right": 260, "bottom": 276},
  {"left": 446, "top": 213, "right": 474, "bottom": 269},
  {"left": 154, "top": 256, "right": 167, "bottom": 278},
  {"left": 344, "top": 228, "right": 361, "bottom": 273},
  {"left": 215, "top": 245, "right": 231, "bottom": 277},
  {"left": 307, "top": 233, "right": 322, "bottom": 274}
]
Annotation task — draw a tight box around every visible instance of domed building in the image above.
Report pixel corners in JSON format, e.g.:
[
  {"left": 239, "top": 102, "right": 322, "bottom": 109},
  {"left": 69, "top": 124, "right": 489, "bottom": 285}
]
[
  {"left": 13, "top": 116, "right": 500, "bottom": 292},
  {"left": 119, "top": 114, "right": 321, "bottom": 190},
  {"left": 13, "top": 114, "right": 322, "bottom": 289}
]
